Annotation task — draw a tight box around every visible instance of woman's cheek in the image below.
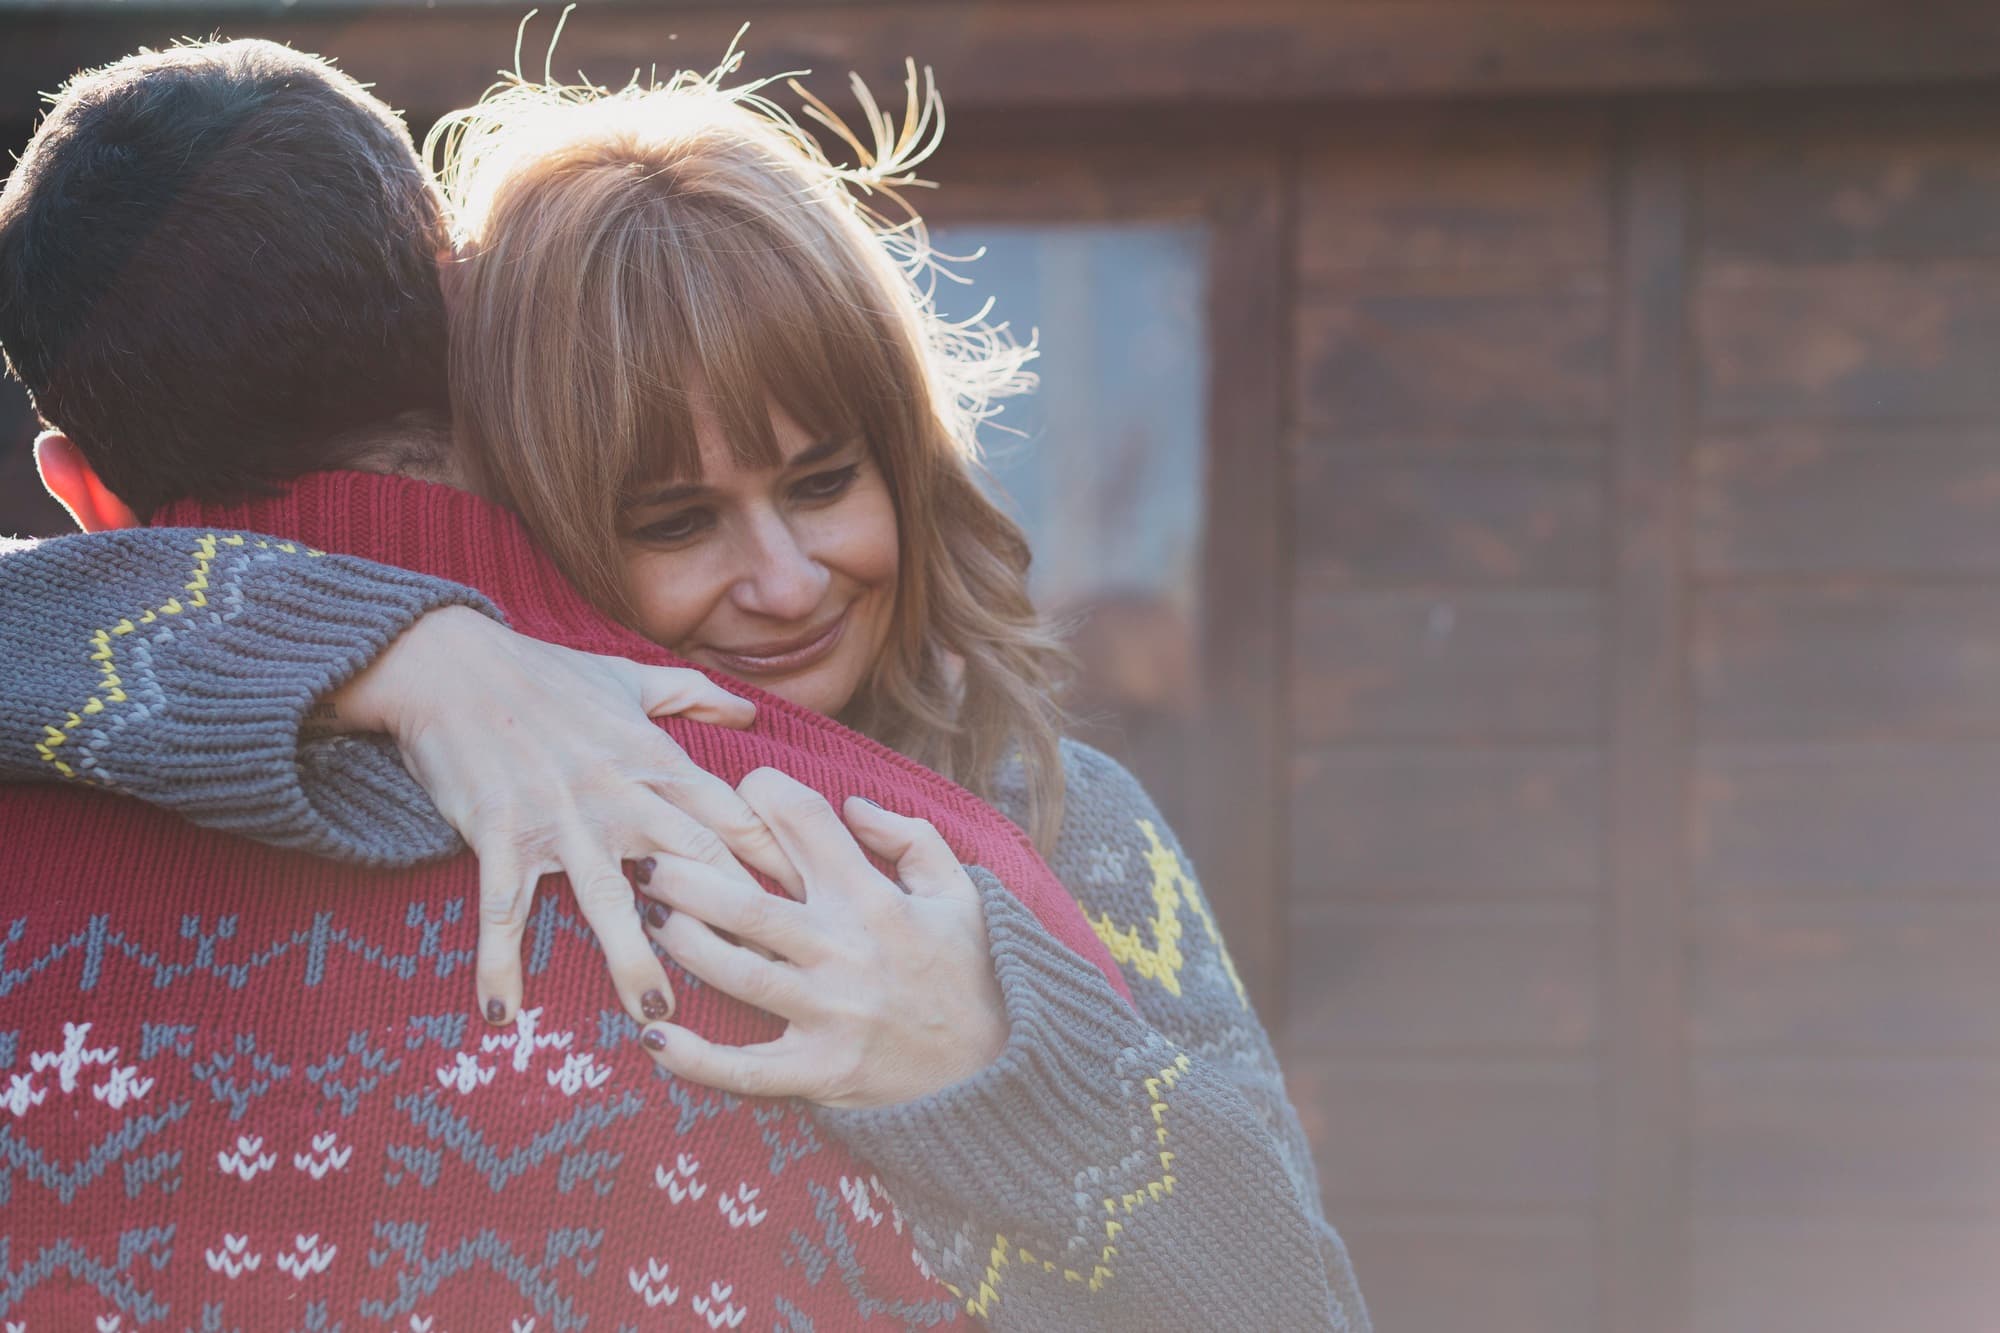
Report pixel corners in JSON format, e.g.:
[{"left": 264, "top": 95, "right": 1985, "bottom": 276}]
[
  {"left": 623, "top": 549, "right": 717, "bottom": 646},
  {"left": 837, "top": 477, "right": 901, "bottom": 586}
]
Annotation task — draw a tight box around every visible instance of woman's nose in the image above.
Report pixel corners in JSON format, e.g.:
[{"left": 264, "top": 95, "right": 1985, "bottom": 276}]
[{"left": 733, "top": 516, "right": 830, "bottom": 621}]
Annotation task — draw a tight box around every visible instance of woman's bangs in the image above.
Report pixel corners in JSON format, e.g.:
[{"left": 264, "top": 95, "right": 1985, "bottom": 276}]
[{"left": 624, "top": 205, "right": 897, "bottom": 488}]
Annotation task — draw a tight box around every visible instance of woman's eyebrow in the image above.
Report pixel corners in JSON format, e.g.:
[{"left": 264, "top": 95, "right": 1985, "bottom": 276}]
[
  {"left": 629, "top": 479, "right": 710, "bottom": 508},
  {"left": 627, "top": 438, "right": 851, "bottom": 509},
  {"left": 783, "top": 437, "right": 851, "bottom": 470}
]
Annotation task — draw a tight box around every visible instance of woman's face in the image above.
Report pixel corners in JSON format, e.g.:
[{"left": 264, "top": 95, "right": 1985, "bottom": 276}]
[{"left": 619, "top": 401, "right": 900, "bottom": 718}]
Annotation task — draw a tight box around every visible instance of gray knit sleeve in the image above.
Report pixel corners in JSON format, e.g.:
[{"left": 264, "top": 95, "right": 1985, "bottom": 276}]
[
  {"left": 0, "top": 527, "right": 482, "bottom": 865},
  {"left": 814, "top": 742, "right": 1370, "bottom": 1332}
]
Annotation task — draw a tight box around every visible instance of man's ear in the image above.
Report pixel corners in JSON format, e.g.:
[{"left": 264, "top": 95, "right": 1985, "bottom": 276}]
[{"left": 35, "top": 432, "right": 141, "bottom": 531}]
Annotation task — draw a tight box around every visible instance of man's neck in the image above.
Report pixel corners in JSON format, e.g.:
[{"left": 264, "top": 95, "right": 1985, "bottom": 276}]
[{"left": 319, "top": 409, "right": 467, "bottom": 490}]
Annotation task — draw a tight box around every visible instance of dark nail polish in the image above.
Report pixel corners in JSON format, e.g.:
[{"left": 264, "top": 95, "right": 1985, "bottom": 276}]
[
  {"left": 644, "top": 901, "right": 670, "bottom": 930},
  {"left": 856, "top": 796, "right": 882, "bottom": 810},
  {"left": 485, "top": 997, "right": 507, "bottom": 1025},
  {"left": 641, "top": 1027, "right": 669, "bottom": 1052},
  {"left": 635, "top": 856, "right": 657, "bottom": 887},
  {"left": 642, "top": 989, "right": 672, "bottom": 1021}
]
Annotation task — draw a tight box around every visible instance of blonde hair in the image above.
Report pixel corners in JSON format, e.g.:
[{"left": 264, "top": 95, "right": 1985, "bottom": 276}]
[{"left": 426, "top": 51, "right": 1073, "bottom": 848}]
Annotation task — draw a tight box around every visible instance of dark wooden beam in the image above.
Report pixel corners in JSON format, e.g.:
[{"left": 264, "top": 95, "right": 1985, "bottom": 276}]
[
  {"left": 7, "top": 1, "right": 2000, "bottom": 126},
  {"left": 1601, "top": 108, "right": 1695, "bottom": 1333},
  {"left": 1191, "top": 151, "right": 1292, "bottom": 1021}
]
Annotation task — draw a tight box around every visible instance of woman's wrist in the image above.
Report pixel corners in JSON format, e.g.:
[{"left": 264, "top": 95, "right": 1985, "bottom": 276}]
[
  {"left": 311, "top": 603, "right": 490, "bottom": 740},
  {"left": 815, "top": 871, "right": 1143, "bottom": 1177}
]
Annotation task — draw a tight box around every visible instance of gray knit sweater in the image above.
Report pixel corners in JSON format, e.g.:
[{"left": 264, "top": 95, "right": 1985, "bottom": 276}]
[{"left": 0, "top": 528, "right": 1368, "bottom": 1332}]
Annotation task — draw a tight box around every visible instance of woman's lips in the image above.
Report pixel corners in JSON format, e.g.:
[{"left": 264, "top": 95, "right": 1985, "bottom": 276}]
[{"left": 703, "top": 611, "right": 847, "bottom": 677}]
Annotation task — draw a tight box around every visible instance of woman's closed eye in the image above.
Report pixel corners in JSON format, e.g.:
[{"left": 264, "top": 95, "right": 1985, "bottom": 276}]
[
  {"left": 790, "top": 463, "right": 861, "bottom": 504},
  {"left": 631, "top": 507, "right": 714, "bottom": 546}
]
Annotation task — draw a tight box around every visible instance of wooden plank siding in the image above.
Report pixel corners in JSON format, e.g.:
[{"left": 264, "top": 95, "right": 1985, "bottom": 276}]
[
  {"left": 1686, "top": 94, "right": 2000, "bottom": 1333},
  {"left": 1286, "top": 112, "right": 1614, "bottom": 1333},
  {"left": 1694, "top": 426, "right": 2000, "bottom": 577},
  {"left": 1288, "top": 86, "right": 2000, "bottom": 1332}
]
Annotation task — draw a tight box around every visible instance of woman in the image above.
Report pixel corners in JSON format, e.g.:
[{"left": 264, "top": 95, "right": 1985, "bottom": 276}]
[{"left": 1, "top": 58, "right": 1367, "bottom": 1330}]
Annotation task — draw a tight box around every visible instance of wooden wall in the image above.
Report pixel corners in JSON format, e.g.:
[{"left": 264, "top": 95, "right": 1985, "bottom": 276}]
[
  {"left": 1686, "top": 97, "right": 2000, "bottom": 1333},
  {"left": 1287, "top": 91, "right": 2000, "bottom": 1333},
  {"left": 1287, "top": 108, "right": 1620, "bottom": 1333}
]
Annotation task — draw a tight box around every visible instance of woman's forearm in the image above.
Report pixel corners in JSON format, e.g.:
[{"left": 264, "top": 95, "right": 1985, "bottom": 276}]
[
  {"left": 816, "top": 874, "right": 1366, "bottom": 1332},
  {"left": 0, "top": 527, "right": 482, "bottom": 865},
  {"left": 815, "top": 736, "right": 1369, "bottom": 1331}
]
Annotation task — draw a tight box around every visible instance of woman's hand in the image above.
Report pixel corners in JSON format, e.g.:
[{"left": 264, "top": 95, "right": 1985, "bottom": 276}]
[
  {"left": 324, "top": 605, "right": 800, "bottom": 1029},
  {"left": 632, "top": 767, "right": 1009, "bottom": 1109}
]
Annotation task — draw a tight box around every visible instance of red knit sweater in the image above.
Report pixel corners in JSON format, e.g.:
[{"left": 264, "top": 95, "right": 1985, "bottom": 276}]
[{"left": 0, "top": 471, "right": 1127, "bottom": 1331}]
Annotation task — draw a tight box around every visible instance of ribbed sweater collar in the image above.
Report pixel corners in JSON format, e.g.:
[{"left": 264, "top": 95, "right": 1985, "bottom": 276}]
[{"left": 153, "top": 469, "right": 641, "bottom": 654}]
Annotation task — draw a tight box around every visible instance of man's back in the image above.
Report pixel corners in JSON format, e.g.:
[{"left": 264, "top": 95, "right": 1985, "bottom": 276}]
[
  {"left": 1, "top": 470, "right": 1125, "bottom": 1330},
  {"left": 7, "top": 784, "right": 920, "bottom": 1330}
]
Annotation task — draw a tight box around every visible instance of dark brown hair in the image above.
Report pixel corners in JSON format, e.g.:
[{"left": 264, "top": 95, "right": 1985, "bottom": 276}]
[{"left": 0, "top": 40, "right": 451, "bottom": 516}]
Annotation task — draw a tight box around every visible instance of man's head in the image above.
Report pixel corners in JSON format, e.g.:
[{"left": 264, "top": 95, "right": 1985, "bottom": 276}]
[{"left": 0, "top": 39, "right": 451, "bottom": 524}]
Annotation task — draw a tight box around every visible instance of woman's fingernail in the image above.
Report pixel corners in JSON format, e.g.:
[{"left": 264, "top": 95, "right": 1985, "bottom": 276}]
[
  {"left": 485, "top": 998, "right": 507, "bottom": 1025},
  {"left": 644, "top": 901, "right": 670, "bottom": 930},
  {"left": 856, "top": 796, "right": 883, "bottom": 810},
  {"left": 641, "top": 1026, "right": 669, "bottom": 1052},
  {"left": 635, "top": 856, "right": 657, "bottom": 887},
  {"left": 642, "top": 989, "right": 672, "bottom": 1021}
]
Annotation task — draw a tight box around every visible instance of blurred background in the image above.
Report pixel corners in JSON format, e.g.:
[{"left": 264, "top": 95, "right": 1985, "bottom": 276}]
[{"left": 7, "top": 3, "right": 2000, "bottom": 1330}]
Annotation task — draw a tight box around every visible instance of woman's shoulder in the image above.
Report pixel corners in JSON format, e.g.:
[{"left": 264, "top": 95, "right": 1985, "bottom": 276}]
[
  {"left": 989, "top": 736, "right": 1173, "bottom": 856},
  {"left": 1057, "top": 736, "right": 1161, "bottom": 816}
]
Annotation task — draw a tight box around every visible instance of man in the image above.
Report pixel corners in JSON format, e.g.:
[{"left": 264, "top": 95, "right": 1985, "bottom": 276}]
[{"left": 0, "top": 39, "right": 1141, "bottom": 1329}]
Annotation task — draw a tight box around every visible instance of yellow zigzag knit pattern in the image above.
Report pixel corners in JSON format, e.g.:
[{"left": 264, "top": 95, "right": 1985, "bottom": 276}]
[
  {"left": 1088, "top": 819, "right": 1249, "bottom": 1008},
  {"left": 36, "top": 534, "right": 321, "bottom": 780},
  {"left": 939, "top": 818, "right": 1254, "bottom": 1314},
  {"left": 948, "top": 1051, "right": 1195, "bottom": 1319}
]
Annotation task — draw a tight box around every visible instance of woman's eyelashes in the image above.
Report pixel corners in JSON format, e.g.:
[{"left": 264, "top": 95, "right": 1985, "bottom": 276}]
[
  {"left": 790, "top": 463, "right": 862, "bottom": 503},
  {"left": 628, "top": 464, "right": 864, "bottom": 547},
  {"left": 631, "top": 508, "right": 713, "bottom": 546}
]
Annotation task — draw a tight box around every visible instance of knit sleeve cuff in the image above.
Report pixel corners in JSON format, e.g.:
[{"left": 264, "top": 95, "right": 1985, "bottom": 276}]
[
  {"left": 816, "top": 868, "right": 1170, "bottom": 1209},
  {"left": 2, "top": 529, "right": 486, "bottom": 866},
  {"left": 113, "top": 545, "right": 490, "bottom": 866}
]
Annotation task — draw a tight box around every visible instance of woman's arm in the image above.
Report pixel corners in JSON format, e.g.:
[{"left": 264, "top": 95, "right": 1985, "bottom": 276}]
[
  {"left": 0, "top": 527, "right": 486, "bottom": 863},
  {"left": 644, "top": 740, "right": 1376, "bottom": 1320},
  {"left": 1048, "top": 742, "right": 1369, "bottom": 1326},
  {"left": 0, "top": 526, "right": 788, "bottom": 1029},
  {"left": 818, "top": 879, "right": 1366, "bottom": 1332}
]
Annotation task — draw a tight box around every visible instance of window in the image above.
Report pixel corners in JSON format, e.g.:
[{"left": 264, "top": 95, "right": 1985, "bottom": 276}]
[{"left": 932, "top": 222, "right": 1211, "bottom": 820}]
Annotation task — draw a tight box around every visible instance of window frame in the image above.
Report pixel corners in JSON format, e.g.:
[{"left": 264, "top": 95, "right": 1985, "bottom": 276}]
[{"left": 926, "top": 143, "right": 1292, "bottom": 1017}]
